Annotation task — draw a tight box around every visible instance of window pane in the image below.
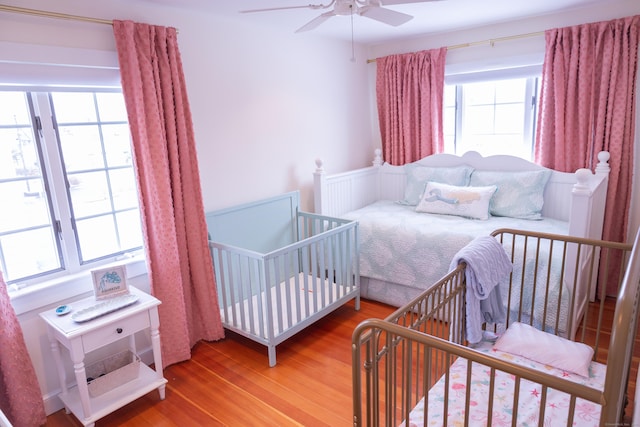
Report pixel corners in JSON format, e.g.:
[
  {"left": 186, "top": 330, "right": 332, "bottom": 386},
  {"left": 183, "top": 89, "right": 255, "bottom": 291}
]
[
  {"left": 116, "top": 210, "right": 144, "bottom": 249},
  {"left": 0, "top": 181, "right": 49, "bottom": 233},
  {"left": 58, "top": 125, "right": 105, "bottom": 172},
  {"left": 443, "top": 86, "right": 456, "bottom": 133},
  {"left": 443, "top": 85, "right": 456, "bottom": 108},
  {"left": 50, "top": 92, "right": 97, "bottom": 123},
  {"left": 103, "top": 124, "right": 134, "bottom": 167},
  {"left": 76, "top": 215, "right": 119, "bottom": 261},
  {"left": 464, "top": 82, "right": 495, "bottom": 106},
  {"left": 1, "top": 228, "right": 61, "bottom": 280},
  {"left": 0, "top": 92, "right": 31, "bottom": 125},
  {"left": 96, "top": 92, "right": 128, "bottom": 122},
  {"left": 443, "top": 107, "right": 456, "bottom": 136},
  {"left": 495, "top": 104, "right": 524, "bottom": 134},
  {"left": 68, "top": 171, "right": 111, "bottom": 217},
  {"left": 110, "top": 169, "right": 139, "bottom": 210},
  {"left": 0, "top": 91, "right": 61, "bottom": 283},
  {"left": 464, "top": 105, "right": 494, "bottom": 134},
  {"left": 0, "top": 127, "right": 38, "bottom": 179},
  {"left": 76, "top": 211, "right": 142, "bottom": 262},
  {"left": 495, "top": 79, "right": 527, "bottom": 103}
]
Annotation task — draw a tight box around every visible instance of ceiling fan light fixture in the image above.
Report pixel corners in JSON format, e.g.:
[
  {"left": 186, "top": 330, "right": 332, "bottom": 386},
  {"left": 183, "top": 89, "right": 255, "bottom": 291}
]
[
  {"left": 333, "top": 0, "right": 355, "bottom": 15},
  {"left": 241, "top": 0, "right": 441, "bottom": 34}
]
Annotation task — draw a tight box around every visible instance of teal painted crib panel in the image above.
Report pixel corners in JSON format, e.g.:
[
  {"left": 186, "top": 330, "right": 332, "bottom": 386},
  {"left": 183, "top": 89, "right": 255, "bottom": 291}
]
[{"left": 205, "top": 191, "right": 299, "bottom": 253}]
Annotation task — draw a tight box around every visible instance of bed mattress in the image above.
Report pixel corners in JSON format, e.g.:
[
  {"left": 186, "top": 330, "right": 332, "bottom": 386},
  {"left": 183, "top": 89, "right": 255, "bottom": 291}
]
[{"left": 343, "top": 200, "right": 569, "bottom": 290}]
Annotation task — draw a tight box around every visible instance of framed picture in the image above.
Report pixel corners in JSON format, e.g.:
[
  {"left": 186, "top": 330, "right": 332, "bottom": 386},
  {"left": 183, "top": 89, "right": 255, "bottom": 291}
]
[{"left": 91, "top": 265, "right": 129, "bottom": 300}]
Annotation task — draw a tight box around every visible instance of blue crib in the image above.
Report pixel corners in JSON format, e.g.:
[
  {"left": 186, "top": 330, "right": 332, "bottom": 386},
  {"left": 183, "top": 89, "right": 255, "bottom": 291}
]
[{"left": 206, "top": 191, "right": 360, "bottom": 366}]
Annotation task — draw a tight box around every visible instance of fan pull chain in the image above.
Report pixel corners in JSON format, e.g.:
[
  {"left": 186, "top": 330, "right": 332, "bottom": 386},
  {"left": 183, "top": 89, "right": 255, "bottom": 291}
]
[{"left": 350, "top": 4, "right": 355, "bottom": 62}]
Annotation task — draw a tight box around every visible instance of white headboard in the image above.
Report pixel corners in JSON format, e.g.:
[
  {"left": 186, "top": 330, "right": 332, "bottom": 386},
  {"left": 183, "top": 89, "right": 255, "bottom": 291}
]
[{"left": 314, "top": 150, "right": 610, "bottom": 240}]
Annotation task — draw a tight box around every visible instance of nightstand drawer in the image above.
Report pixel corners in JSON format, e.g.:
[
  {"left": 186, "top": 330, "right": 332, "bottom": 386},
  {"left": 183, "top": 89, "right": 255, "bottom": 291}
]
[{"left": 82, "top": 311, "right": 150, "bottom": 353}]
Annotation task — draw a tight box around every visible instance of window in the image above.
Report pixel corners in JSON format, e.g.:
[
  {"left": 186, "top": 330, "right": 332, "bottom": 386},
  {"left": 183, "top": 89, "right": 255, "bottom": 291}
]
[
  {"left": 0, "top": 90, "right": 143, "bottom": 285},
  {"left": 443, "top": 77, "right": 539, "bottom": 160}
]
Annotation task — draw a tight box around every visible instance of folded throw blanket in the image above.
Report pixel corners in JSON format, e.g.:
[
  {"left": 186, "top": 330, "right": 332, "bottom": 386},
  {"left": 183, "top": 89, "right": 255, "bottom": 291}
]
[{"left": 449, "top": 235, "right": 513, "bottom": 344}]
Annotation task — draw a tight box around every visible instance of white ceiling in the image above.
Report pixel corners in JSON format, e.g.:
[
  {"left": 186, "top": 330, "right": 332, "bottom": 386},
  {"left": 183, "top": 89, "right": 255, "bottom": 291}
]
[{"left": 144, "top": 0, "right": 613, "bottom": 44}]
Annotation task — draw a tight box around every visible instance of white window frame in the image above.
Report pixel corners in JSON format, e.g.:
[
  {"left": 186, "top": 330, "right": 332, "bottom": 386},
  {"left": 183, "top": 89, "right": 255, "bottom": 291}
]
[
  {"left": 443, "top": 65, "right": 542, "bottom": 160},
  {"left": 1, "top": 43, "right": 147, "bottom": 315}
]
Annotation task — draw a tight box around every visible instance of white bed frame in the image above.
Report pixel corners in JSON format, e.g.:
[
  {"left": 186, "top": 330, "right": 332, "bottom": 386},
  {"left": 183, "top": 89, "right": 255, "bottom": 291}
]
[
  {"left": 314, "top": 149, "right": 610, "bottom": 240},
  {"left": 314, "top": 150, "right": 611, "bottom": 337}
]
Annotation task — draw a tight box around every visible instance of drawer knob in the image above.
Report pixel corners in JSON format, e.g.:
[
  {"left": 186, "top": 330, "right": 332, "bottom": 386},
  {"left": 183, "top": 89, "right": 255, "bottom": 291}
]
[{"left": 116, "top": 328, "right": 123, "bottom": 334}]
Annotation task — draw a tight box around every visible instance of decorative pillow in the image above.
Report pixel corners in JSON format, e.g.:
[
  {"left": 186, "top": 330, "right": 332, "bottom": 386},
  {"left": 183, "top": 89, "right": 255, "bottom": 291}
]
[
  {"left": 415, "top": 182, "right": 497, "bottom": 220},
  {"left": 402, "top": 164, "right": 474, "bottom": 206},
  {"left": 493, "top": 322, "right": 594, "bottom": 377},
  {"left": 469, "top": 169, "right": 552, "bottom": 220}
]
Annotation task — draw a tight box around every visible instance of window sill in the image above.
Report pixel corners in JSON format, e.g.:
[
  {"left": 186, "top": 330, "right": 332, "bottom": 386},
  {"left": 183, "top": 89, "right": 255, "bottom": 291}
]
[{"left": 9, "top": 255, "right": 148, "bottom": 316}]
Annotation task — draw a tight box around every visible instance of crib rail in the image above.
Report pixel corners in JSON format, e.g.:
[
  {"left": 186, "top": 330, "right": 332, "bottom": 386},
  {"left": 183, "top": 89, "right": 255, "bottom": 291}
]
[
  {"left": 490, "top": 228, "right": 632, "bottom": 352},
  {"left": 210, "top": 210, "right": 359, "bottom": 366},
  {"left": 353, "top": 265, "right": 468, "bottom": 426},
  {"left": 353, "top": 229, "right": 637, "bottom": 426},
  {"left": 353, "top": 318, "right": 604, "bottom": 427}
]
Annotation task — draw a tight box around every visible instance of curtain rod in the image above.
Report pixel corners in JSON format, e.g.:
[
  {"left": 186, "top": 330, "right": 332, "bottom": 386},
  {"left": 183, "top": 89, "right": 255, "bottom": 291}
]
[
  {"left": 1, "top": 3, "right": 543, "bottom": 57},
  {"left": 0, "top": 3, "right": 113, "bottom": 26},
  {"left": 366, "top": 30, "right": 544, "bottom": 63}
]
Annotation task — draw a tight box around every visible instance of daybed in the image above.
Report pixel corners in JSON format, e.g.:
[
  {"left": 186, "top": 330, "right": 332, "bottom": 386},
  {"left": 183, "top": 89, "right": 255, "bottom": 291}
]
[
  {"left": 314, "top": 150, "right": 610, "bottom": 338},
  {"left": 206, "top": 191, "right": 359, "bottom": 367},
  {"left": 352, "top": 228, "right": 639, "bottom": 426}
]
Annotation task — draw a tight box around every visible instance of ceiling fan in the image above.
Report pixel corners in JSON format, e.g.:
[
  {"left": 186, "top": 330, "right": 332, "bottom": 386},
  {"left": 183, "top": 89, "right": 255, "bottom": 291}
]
[{"left": 240, "top": 0, "right": 442, "bottom": 33}]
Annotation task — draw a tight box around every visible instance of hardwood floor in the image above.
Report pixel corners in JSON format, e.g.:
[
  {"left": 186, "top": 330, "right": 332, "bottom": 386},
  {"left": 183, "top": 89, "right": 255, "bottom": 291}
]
[{"left": 46, "top": 297, "right": 639, "bottom": 427}]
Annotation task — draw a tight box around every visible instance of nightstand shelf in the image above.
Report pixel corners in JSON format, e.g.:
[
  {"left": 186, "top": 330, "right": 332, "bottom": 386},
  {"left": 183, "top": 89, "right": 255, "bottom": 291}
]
[{"left": 58, "top": 363, "right": 164, "bottom": 425}]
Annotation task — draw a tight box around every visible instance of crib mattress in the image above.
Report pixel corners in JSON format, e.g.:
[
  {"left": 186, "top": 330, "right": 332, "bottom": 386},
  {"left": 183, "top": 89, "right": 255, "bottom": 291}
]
[
  {"left": 407, "top": 341, "right": 606, "bottom": 427},
  {"left": 220, "top": 273, "right": 346, "bottom": 337}
]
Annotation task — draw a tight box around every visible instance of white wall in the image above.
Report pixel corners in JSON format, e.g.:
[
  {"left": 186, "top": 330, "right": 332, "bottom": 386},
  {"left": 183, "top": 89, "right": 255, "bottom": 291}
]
[{"left": 0, "top": 0, "right": 375, "bottom": 416}]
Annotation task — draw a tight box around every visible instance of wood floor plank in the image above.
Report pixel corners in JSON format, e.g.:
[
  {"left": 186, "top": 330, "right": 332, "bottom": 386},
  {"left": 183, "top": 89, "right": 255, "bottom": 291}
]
[{"left": 188, "top": 345, "right": 338, "bottom": 426}]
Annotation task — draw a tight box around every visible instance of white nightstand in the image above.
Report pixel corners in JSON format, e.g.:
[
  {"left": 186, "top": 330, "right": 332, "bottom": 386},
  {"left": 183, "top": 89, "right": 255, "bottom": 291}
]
[{"left": 40, "top": 286, "right": 167, "bottom": 427}]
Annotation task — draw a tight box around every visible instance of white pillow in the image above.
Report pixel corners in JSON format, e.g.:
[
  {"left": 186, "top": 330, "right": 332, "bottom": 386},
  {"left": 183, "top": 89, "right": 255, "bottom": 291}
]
[
  {"left": 403, "top": 164, "right": 474, "bottom": 205},
  {"left": 415, "top": 182, "right": 497, "bottom": 220},
  {"left": 493, "top": 322, "right": 594, "bottom": 377},
  {"left": 469, "top": 169, "right": 552, "bottom": 220}
]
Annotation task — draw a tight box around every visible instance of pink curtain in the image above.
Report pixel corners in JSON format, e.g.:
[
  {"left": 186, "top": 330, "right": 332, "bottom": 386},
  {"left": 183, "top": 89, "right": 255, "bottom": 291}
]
[
  {"left": 113, "top": 20, "right": 224, "bottom": 368},
  {"left": 376, "top": 48, "right": 447, "bottom": 165},
  {"left": 535, "top": 16, "right": 640, "bottom": 258},
  {"left": 0, "top": 272, "right": 46, "bottom": 426}
]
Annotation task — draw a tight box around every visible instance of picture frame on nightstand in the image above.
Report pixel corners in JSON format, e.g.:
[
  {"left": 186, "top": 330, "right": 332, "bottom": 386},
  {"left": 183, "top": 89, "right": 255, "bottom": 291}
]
[{"left": 91, "top": 265, "right": 129, "bottom": 300}]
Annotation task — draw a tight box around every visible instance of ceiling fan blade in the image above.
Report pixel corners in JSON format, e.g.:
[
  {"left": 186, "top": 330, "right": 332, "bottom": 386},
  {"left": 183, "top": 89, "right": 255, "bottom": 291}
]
[
  {"left": 240, "top": 3, "right": 329, "bottom": 14},
  {"left": 295, "top": 10, "right": 336, "bottom": 33},
  {"left": 378, "top": 0, "right": 443, "bottom": 4},
  {"left": 359, "top": 6, "right": 413, "bottom": 26}
]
